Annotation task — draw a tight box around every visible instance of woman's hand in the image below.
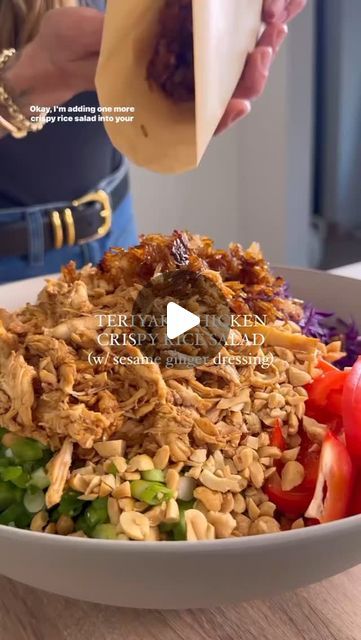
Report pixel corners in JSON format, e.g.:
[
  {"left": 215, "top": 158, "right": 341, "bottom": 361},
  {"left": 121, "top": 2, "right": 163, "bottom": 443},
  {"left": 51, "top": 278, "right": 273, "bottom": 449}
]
[
  {"left": 1, "top": 7, "right": 104, "bottom": 115},
  {"left": 217, "top": 0, "right": 308, "bottom": 133}
]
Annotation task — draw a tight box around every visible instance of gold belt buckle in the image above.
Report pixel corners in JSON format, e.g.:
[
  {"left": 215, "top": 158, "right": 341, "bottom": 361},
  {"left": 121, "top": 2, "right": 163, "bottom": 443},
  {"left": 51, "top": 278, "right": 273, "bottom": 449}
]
[
  {"left": 50, "top": 189, "right": 112, "bottom": 249},
  {"left": 72, "top": 189, "right": 112, "bottom": 244}
]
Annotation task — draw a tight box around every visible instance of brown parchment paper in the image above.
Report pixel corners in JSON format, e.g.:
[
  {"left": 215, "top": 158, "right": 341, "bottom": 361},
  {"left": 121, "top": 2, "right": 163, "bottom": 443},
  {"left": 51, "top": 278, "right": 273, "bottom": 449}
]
[{"left": 96, "top": 0, "right": 263, "bottom": 174}]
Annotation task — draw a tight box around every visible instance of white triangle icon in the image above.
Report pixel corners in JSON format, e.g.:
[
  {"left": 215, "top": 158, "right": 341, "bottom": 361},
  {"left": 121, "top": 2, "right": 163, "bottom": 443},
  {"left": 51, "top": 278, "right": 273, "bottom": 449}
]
[{"left": 166, "top": 302, "right": 200, "bottom": 340}]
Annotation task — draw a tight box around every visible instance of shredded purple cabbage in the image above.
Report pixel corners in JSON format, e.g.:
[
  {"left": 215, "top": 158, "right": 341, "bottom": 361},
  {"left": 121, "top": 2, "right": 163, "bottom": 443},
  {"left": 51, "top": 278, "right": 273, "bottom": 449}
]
[
  {"left": 298, "top": 304, "right": 334, "bottom": 342},
  {"left": 284, "top": 286, "right": 361, "bottom": 369}
]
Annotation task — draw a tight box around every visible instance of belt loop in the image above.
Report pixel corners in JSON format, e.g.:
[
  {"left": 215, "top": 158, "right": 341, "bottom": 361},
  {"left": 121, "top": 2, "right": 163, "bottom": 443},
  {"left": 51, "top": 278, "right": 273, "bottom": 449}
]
[{"left": 25, "top": 209, "right": 45, "bottom": 267}]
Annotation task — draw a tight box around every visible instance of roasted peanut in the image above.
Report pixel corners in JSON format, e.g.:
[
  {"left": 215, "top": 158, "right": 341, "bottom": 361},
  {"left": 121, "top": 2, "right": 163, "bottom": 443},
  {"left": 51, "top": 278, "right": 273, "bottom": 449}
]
[
  {"left": 119, "top": 511, "right": 150, "bottom": 541},
  {"left": 207, "top": 512, "right": 237, "bottom": 538},
  {"left": 249, "top": 516, "right": 281, "bottom": 535},
  {"left": 193, "top": 486, "right": 223, "bottom": 512},
  {"left": 281, "top": 461, "right": 305, "bottom": 491}
]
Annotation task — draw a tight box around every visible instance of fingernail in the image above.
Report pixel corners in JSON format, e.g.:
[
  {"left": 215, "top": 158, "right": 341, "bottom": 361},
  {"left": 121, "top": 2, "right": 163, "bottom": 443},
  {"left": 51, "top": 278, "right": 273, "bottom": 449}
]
[
  {"left": 263, "top": 0, "right": 285, "bottom": 22},
  {"left": 229, "top": 101, "right": 251, "bottom": 125},
  {"left": 273, "top": 24, "right": 288, "bottom": 53},
  {"left": 257, "top": 47, "right": 273, "bottom": 75}
]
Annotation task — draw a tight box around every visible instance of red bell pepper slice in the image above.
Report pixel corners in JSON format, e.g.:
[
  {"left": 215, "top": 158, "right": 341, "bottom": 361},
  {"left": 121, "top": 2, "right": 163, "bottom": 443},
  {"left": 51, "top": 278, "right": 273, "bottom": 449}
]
[
  {"left": 306, "top": 431, "right": 353, "bottom": 523},
  {"left": 317, "top": 359, "right": 339, "bottom": 374},
  {"left": 342, "top": 356, "right": 361, "bottom": 464},
  {"left": 266, "top": 472, "right": 314, "bottom": 518},
  {"left": 265, "top": 423, "right": 321, "bottom": 518},
  {"left": 306, "top": 367, "right": 348, "bottom": 423},
  {"left": 270, "top": 419, "right": 286, "bottom": 451}
]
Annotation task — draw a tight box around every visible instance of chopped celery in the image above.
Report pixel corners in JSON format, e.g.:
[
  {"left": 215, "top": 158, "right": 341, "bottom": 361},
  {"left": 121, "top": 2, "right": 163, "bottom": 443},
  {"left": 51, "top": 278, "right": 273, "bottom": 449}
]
[
  {"left": 130, "top": 480, "right": 173, "bottom": 505},
  {"left": 23, "top": 489, "right": 45, "bottom": 513},
  {"left": 29, "top": 467, "right": 50, "bottom": 490},
  {"left": 59, "top": 491, "right": 83, "bottom": 517},
  {"left": 92, "top": 524, "right": 117, "bottom": 540},
  {"left": 0, "top": 481, "right": 23, "bottom": 512},
  {"left": 141, "top": 469, "right": 165, "bottom": 483}
]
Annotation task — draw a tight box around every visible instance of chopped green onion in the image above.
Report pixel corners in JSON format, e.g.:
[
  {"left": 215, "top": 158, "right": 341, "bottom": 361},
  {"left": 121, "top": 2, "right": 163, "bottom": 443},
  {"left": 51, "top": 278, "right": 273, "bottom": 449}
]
[
  {"left": 0, "top": 455, "right": 10, "bottom": 468},
  {"left": 130, "top": 480, "right": 173, "bottom": 506},
  {"left": 159, "top": 522, "right": 174, "bottom": 533},
  {"left": 0, "top": 466, "right": 29, "bottom": 488},
  {"left": 23, "top": 489, "right": 45, "bottom": 513},
  {"left": 92, "top": 523, "right": 117, "bottom": 540},
  {"left": 41, "top": 449, "right": 53, "bottom": 465},
  {"left": 29, "top": 467, "right": 50, "bottom": 490},
  {"left": 0, "top": 481, "right": 23, "bottom": 512},
  {"left": 49, "top": 506, "right": 61, "bottom": 523},
  {"left": 8, "top": 436, "right": 44, "bottom": 463},
  {"left": 75, "top": 514, "right": 92, "bottom": 537},
  {"left": 0, "top": 428, "right": 8, "bottom": 441},
  {"left": 84, "top": 497, "right": 109, "bottom": 529},
  {"left": 172, "top": 501, "right": 194, "bottom": 541},
  {"left": 0, "top": 466, "right": 22, "bottom": 482},
  {"left": 0, "top": 503, "right": 32, "bottom": 528},
  {"left": 141, "top": 469, "right": 165, "bottom": 483},
  {"left": 107, "top": 462, "right": 118, "bottom": 477},
  {"left": 59, "top": 491, "right": 83, "bottom": 518}
]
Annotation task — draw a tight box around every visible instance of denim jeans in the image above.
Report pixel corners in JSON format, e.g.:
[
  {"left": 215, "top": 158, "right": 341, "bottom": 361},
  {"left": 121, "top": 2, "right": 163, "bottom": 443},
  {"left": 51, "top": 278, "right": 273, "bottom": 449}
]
[{"left": 0, "top": 170, "right": 137, "bottom": 284}]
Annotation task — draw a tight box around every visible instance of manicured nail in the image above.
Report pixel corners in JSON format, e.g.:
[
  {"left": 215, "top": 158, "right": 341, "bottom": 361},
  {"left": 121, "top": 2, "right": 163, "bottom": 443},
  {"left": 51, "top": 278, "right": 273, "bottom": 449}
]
[
  {"left": 263, "top": 0, "right": 285, "bottom": 22},
  {"left": 229, "top": 101, "right": 251, "bottom": 125},
  {"left": 257, "top": 47, "right": 273, "bottom": 75},
  {"left": 273, "top": 24, "right": 288, "bottom": 53}
]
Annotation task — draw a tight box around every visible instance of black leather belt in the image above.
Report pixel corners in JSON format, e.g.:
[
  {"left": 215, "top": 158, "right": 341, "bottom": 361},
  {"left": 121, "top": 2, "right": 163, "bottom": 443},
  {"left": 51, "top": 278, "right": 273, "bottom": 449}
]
[{"left": 0, "top": 171, "right": 129, "bottom": 258}]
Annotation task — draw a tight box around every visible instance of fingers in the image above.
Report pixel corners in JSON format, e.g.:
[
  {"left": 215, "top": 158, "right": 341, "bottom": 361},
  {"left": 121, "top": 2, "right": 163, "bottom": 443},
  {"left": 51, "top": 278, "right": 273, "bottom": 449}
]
[
  {"left": 55, "top": 6, "right": 105, "bottom": 53},
  {"left": 263, "top": 0, "right": 285, "bottom": 22},
  {"left": 73, "top": 54, "right": 100, "bottom": 91},
  {"left": 263, "top": 0, "right": 307, "bottom": 23},
  {"left": 285, "top": 0, "right": 308, "bottom": 22},
  {"left": 216, "top": 100, "right": 251, "bottom": 134},
  {"left": 233, "top": 46, "right": 272, "bottom": 101},
  {"left": 233, "top": 23, "right": 287, "bottom": 102},
  {"left": 75, "top": 9, "right": 104, "bottom": 53},
  {"left": 257, "top": 22, "right": 288, "bottom": 54}
]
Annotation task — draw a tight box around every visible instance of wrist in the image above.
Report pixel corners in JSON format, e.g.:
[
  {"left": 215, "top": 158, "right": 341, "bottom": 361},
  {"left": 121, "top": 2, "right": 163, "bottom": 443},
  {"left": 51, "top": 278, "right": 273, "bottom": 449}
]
[{"left": 1, "top": 43, "right": 74, "bottom": 116}]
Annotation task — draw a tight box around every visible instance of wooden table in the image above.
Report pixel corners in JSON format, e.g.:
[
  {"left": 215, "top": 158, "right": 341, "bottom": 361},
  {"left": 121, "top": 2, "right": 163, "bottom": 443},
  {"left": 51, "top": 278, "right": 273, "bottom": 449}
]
[{"left": 0, "top": 566, "right": 360, "bottom": 640}]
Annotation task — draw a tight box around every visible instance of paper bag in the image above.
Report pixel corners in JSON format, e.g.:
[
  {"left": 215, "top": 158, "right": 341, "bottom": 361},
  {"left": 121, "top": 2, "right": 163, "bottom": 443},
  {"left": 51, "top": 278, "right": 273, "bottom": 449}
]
[{"left": 96, "top": 0, "right": 263, "bottom": 174}]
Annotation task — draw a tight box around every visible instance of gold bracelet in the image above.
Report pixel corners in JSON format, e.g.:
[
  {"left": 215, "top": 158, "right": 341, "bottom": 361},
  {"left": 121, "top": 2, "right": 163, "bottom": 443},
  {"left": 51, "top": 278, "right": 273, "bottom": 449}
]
[{"left": 0, "top": 48, "right": 45, "bottom": 138}]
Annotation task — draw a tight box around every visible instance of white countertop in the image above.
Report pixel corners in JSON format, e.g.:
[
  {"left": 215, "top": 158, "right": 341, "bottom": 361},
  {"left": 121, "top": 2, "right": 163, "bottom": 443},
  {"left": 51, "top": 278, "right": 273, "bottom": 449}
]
[{"left": 330, "top": 262, "right": 361, "bottom": 279}]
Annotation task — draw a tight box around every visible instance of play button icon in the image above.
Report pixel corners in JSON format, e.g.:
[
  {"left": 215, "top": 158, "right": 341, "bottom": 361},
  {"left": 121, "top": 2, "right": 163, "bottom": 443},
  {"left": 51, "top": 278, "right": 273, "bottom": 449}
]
[
  {"left": 166, "top": 302, "right": 200, "bottom": 340},
  {"left": 132, "top": 269, "right": 231, "bottom": 368}
]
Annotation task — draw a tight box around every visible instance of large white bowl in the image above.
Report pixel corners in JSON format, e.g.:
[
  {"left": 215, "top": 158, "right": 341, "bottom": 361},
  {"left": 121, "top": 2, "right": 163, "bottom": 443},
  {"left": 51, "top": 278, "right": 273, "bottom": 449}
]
[{"left": 0, "top": 267, "right": 360, "bottom": 609}]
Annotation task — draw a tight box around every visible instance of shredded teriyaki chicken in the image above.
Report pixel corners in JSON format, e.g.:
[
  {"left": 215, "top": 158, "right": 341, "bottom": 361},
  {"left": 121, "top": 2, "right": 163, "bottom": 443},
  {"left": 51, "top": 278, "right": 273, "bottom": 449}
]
[{"left": 0, "top": 233, "right": 345, "bottom": 540}]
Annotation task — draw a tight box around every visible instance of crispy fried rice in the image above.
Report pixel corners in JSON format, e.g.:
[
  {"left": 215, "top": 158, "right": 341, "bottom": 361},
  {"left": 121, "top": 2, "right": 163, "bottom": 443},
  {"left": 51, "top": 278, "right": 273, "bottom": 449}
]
[
  {"left": 147, "top": 0, "right": 195, "bottom": 103},
  {"left": 0, "top": 233, "right": 344, "bottom": 539}
]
